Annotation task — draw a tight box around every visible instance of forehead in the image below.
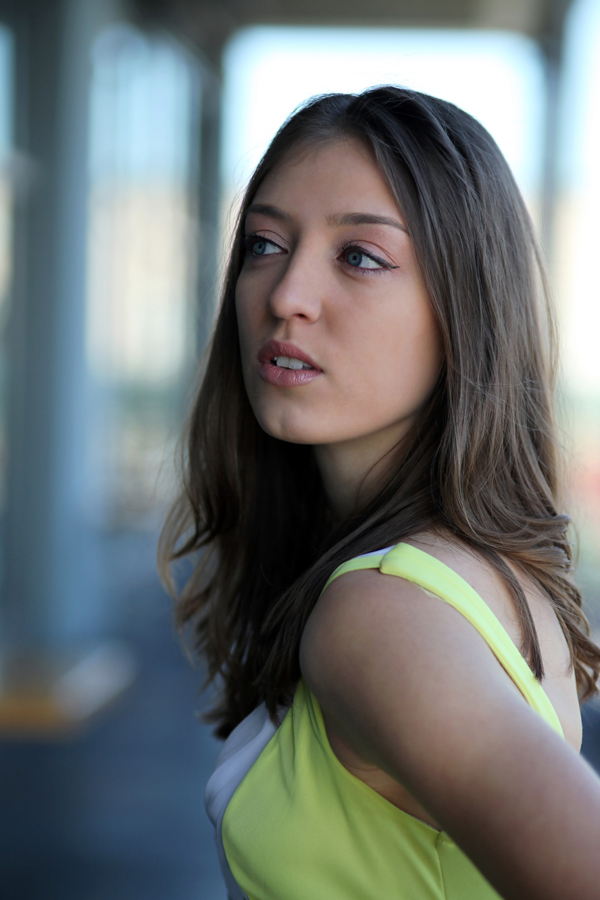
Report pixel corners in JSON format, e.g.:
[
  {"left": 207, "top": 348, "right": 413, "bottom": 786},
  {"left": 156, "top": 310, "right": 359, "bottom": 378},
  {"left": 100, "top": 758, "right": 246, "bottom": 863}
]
[{"left": 251, "top": 137, "right": 401, "bottom": 219}]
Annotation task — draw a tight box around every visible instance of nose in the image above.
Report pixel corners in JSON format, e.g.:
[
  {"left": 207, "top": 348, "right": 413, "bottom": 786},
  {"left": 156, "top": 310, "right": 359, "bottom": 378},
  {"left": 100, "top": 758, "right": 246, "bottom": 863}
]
[{"left": 267, "top": 243, "right": 324, "bottom": 323}]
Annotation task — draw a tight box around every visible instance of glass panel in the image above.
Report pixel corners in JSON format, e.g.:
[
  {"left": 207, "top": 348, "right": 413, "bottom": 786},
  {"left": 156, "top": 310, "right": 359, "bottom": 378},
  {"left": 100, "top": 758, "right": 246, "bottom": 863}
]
[{"left": 87, "top": 25, "right": 198, "bottom": 530}]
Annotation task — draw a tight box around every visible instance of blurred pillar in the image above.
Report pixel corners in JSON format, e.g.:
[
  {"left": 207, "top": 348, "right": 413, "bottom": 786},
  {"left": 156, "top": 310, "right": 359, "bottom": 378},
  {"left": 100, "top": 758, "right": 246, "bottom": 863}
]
[
  {"left": 195, "top": 63, "right": 223, "bottom": 355},
  {"left": 2, "top": 0, "right": 121, "bottom": 651},
  {"left": 538, "top": 0, "right": 573, "bottom": 262},
  {"left": 0, "top": 0, "right": 138, "bottom": 737}
]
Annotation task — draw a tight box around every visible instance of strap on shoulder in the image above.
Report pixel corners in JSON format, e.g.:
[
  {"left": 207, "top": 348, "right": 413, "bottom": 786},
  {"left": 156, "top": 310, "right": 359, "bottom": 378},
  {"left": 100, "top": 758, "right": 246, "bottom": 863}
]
[
  {"left": 323, "top": 548, "right": 390, "bottom": 591},
  {"left": 321, "top": 542, "right": 564, "bottom": 738}
]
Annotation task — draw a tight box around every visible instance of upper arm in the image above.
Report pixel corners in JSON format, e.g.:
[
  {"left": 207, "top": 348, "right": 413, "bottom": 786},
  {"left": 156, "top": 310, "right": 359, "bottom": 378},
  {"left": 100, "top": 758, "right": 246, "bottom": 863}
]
[{"left": 300, "top": 568, "right": 600, "bottom": 900}]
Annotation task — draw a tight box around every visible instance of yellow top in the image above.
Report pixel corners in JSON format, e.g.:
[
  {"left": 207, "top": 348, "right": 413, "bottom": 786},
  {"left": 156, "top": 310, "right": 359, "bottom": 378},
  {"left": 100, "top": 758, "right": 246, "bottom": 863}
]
[{"left": 221, "top": 543, "right": 564, "bottom": 899}]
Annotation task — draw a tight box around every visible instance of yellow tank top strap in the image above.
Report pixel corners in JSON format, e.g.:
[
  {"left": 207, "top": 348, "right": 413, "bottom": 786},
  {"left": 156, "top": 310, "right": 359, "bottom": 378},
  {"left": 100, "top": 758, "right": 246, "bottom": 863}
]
[
  {"left": 323, "top": 548, "right": 389, "bottom": 588},
  {"left": 325, "top": 542, "right": 564, "bottom": 738}
]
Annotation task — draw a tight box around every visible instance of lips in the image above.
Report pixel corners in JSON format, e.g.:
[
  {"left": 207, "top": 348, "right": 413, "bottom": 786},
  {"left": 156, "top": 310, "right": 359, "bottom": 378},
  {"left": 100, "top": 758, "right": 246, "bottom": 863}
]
[
  {"left": 258, "top": 340, "right": 321, "bottom": 371},
  {"left": 257, "top": 339, "right": 323, "bottom": 387}
]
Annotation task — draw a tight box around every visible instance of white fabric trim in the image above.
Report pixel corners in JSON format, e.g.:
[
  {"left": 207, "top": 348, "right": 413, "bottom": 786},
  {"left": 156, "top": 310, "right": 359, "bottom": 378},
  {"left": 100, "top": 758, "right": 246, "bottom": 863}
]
[{"left": 205, "top": 702, "right": 283, "bottom": 900}]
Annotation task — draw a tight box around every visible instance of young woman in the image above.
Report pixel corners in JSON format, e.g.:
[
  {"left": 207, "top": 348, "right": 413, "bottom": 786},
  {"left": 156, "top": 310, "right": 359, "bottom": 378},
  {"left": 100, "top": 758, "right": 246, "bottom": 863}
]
[{"left": 161, "top": 87, "right": 600, "bottom": 899}]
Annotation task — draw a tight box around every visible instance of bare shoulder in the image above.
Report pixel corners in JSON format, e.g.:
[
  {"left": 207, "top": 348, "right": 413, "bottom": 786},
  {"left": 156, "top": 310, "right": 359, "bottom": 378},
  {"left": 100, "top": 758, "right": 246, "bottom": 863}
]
[
  {"left": 300, "top": 531, "right": 581, "bottom": 750},
  {"left": 300, "top": 538, "right": 520, "bottom": 714},
  {"left": 406, "top": 532, "right": 581, "bottom": 747},
  {"left": 299, "top": 536, "right": 521, "bottom": 762},
  {"left": 299, "top": 536, "right": 568, "bottom": 802}
]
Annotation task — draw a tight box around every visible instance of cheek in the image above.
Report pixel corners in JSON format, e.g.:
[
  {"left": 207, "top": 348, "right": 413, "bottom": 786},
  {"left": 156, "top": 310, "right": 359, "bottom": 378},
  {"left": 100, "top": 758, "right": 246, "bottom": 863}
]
[{"left": 340, "top": 298, "right": 442, "bottom": 415}]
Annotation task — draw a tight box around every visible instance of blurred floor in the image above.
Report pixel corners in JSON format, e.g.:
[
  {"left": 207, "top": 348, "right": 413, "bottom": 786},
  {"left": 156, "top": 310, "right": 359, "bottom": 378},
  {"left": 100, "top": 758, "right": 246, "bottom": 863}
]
[
  {"left": 0, "top": 533, "right": 225, "bottom": 900},
  {"left": 1, "top": 535, "right": 600, "bottom": 900}
]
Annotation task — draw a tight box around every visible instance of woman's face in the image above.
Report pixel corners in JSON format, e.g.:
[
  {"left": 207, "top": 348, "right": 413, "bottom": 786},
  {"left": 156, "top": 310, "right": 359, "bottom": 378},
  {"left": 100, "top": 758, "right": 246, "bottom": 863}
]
[{"left": 235, "top": 138, "right": 442, "bottom": 452}]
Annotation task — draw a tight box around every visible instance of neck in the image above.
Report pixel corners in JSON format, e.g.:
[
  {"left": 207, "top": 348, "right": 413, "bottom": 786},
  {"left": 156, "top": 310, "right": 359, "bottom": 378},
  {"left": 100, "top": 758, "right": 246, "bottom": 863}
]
[{"left": 313, "top": 425, "right": 407, "bottom": 521}]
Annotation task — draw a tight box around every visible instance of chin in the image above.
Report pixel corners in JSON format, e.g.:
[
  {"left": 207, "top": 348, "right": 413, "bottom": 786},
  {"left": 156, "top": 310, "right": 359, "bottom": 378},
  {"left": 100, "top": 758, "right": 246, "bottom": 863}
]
[
  {"left": 253, "top": 406, "right": 326, "bottom": 446},
  {"left": 257, "top": 418, "right": 316, "bottom": 446}
]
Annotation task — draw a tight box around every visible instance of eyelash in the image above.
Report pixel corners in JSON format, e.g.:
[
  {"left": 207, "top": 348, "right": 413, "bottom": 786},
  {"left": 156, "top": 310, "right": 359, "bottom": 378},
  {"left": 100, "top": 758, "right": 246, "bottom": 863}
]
[
  {"left": 338, "top": 240, "right": 396, "bottom": 273},
  {"left": 242, "top": 233, "right": 281, "bottom": 255},
  {"left": 242, "top": 233, "right": 397, "bottom": 274}
]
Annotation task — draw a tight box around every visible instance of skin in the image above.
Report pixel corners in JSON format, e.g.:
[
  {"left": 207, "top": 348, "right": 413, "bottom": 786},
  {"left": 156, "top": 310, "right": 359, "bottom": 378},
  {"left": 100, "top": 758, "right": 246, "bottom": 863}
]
[
  {"left": 235, "top": 138, "right": 600, "bottom": 899},
  {"left": 236, "top": 137, "right": 442, "bottom": 518}
]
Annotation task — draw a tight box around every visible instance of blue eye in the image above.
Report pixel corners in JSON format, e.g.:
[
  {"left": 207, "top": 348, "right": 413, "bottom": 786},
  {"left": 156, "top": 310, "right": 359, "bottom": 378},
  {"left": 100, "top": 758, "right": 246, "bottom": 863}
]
[
  {"left": 341, "top": 245, "right": 390, "bottom": 271},
  {"left": 253, "top": 239, "right": 267, "bottom": 255},
  {"left": 244, "top": 234, "right": 284, "bottom": 257}
]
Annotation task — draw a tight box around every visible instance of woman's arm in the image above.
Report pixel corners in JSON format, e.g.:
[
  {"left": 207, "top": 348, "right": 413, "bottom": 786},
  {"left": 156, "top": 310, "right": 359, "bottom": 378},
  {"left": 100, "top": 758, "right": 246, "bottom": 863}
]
[{"left": 300, "top": 567, "right": 600, "bottom": 900}]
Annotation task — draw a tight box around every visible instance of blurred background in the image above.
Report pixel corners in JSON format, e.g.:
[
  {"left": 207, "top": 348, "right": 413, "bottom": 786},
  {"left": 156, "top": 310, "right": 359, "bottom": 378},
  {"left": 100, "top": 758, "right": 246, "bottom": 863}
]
[{"left": 0, "top": 0, "right": 599, "bottom": 897}]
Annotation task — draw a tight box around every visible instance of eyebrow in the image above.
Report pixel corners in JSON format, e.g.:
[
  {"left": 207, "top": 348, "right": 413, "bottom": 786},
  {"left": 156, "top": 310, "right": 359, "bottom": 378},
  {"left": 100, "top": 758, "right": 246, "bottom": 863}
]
[
  {"left": 245, "top": 203, "right": 293, "bottom": 223},
  {"left": 245, "top": 203, "right": 408, "bottom": 234},
  {"left": 327, "top": 212, "right": 408, "bottom": 233}
]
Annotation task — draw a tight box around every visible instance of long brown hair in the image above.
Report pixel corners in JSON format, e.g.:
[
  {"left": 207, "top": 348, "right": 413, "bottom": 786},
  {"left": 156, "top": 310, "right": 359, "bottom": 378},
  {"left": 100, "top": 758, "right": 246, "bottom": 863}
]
[{"left": 160, "top": 87, "right": 600, "bottom": 739}]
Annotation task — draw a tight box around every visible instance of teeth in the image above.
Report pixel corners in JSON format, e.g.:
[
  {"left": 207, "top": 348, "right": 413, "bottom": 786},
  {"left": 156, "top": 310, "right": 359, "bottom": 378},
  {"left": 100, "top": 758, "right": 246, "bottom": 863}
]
[{"left": 274, "top": 356, "right": 313, "bottom": 370}]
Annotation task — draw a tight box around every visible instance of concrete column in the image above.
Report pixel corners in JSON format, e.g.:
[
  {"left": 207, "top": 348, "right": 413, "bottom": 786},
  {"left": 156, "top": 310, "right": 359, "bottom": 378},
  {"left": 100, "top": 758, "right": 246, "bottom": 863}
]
[
  {"left": 195, "top": 63, "right": 223, "bottom": 356},
  {"left": 538, "top": 0, "right": 574, "bottom": 262},
  {"left": 2, "top": 0, "right": 119, "bottom": 651}
]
